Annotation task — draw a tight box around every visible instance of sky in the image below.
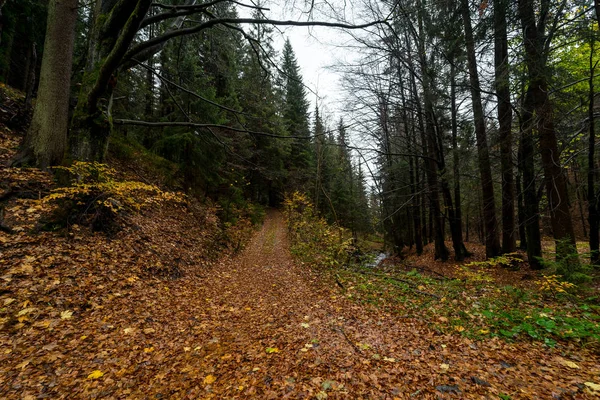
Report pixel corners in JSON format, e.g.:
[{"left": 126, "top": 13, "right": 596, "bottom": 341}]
[{"left": 237, "top": 0, "right": 364, "bottom": 123}]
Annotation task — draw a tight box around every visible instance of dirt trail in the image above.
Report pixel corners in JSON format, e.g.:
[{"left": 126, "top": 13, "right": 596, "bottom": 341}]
[
  {"left": 141, "top": 211, "right": 598, "bottom": 399},
  {"left": 2, "top": 210, "right": 599, "bottom": 399}
]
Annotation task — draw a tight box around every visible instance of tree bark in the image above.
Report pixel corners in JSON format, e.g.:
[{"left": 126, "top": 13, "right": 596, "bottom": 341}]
[
  {"left": 518, "top": 0, "right": 577, "bottom": 262},
  {"left": 461, "top": 0, "right": 501, "bottom": 258},
  {"left": 450, "top": 60, "right": 470, "bottom": 259},
  {"left": 588, "top": 28, "right": 599, "bottom": 264},
  {"left": 11, "top": 0, "right": 78, "bottom": 168},
  {"left": 70, "top": 0, "right": 152, "bottom": 162},
  {"left": 519, "top": 91, "right": 542, "bottom": 268},
  {"left": 494, "top": 0, "right": 516, "bottom": 254}
]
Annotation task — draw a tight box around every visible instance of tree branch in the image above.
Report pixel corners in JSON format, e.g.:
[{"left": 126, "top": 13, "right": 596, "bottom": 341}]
[
  {"left": 124, "top": 17, "right": 385, "bottom": 63},
  {"left": 113, "top": 119, "right": 323, "bottom": 139}
]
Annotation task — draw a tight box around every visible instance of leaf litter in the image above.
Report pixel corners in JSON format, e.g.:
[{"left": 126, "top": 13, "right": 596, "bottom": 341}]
[{"left": 0, "top": 168, "right": 599, "bottom": 398}]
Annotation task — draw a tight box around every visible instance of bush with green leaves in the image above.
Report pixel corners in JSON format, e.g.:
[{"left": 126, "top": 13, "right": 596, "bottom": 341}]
[{"left": 540, "top": 240, "right": 591, "bottom": 284}]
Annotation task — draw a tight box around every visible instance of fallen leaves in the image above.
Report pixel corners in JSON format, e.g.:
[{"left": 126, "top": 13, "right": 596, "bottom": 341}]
[
  {"left": 17, "top": 308, "right": 36, "bottom": 316},
  {"left": 560, "top": 359, "right": 580, "bottom": 369},
  {"left": 585, "top": 382, "right": 600, "bottom": 391},
  {"left": 0, "top": 169, "right": 598, "bottom": 400},
  {"left": 87, "top": 370, "right": 104, "bottom": 379}
]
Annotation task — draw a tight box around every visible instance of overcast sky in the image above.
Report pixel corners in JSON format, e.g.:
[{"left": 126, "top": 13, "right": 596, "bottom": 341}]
[{"left": 237, "top": 0, "right": 366, "bottom": 123}]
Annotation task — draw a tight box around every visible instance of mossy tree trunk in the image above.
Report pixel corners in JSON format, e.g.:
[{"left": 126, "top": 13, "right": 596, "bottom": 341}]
[
  {"left": 11, "top": 0, "right": 78, "bottom": 169},
  {"left": 68, "top": 0, "right": 152, "bottom": 162}
]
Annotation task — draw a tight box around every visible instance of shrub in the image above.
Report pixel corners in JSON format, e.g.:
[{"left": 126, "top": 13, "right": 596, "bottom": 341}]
[
  {"left": 284, "top": 191, "right": 353, "bottom": 267},
  {"left": 540, "top": 240, "right": 591, "bottom": 284},
  {"left": 43, "top": 161, "right": 184, "bottom": 232}
]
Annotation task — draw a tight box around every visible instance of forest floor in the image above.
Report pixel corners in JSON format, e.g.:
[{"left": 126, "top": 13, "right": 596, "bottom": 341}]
[{"left": 1, "top": 207, "right": 599, "bottom": 399}]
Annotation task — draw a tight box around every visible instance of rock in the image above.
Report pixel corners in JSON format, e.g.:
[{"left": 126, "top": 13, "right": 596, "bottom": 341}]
[
  {"left": 436, "top": 385, "right": 461, "bottom": 394},
  {"left": 470, "top": 376, "right": 491, "bottom": 386}
]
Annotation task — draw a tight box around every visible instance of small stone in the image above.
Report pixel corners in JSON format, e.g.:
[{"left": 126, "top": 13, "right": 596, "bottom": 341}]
[
  {"left": 436, "top": 385, "right": 461, "bottom": 394},
  {"left": 470, "top": 376, "right": 491, "bottom": 387}
]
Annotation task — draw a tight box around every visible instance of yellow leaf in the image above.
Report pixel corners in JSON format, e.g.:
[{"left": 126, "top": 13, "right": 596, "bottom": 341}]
[
  {"left": 144, "top": 347, "right": 155, "bottom": 353},
  {"left": 123, "top": 327, "right": 134, "bottom": 334},
  {"left": 16, "top": 359, "right": 31, "bottom": 370},
  {"left": 265, "top": 347, "right": 280, "bottom": 353},
  {"left": 61, "top": 310, "right": 73, "bottom": 320},
  {"left": 440, "top": 363, "right": 450, "bottom": 372},
  {"left": 585, "top": 382, "right": 600, "bottom": 391},
  {"left": 34, "top": 320, "right": 52, "bottom": 329},
  {"left": 561, "top": 360, "right": 580, "bottom": 369},
  {"left": 17, "top": 308, "right": 36, "bottom": 316},
  {"left": 204, "top": 375, "right": 216, "bottom": 385},
  {"left": 87, "top": 370, "right": 104, "bottom": 379},
  {"left": 454, "top": 326, "right": 465, "bottom": 332}
]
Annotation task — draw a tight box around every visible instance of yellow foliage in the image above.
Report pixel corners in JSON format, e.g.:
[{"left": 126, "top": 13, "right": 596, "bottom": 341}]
[
  {"left": 535, "top": 275, "right": 575, "bottom": 295},
  {"left": 44, "top": 162, "right": 185, "bottom": 227},
  {"left": 284, "top": 191, "right": 353, "bottom": 267}
]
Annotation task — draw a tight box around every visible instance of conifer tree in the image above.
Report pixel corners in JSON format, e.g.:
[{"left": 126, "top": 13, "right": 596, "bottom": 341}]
[{"left": 280, "top": 38, "right": 311, "bottom": 191}]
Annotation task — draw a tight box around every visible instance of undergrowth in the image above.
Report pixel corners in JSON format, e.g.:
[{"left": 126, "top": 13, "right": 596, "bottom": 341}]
[
  {"left": 284, "top": 191, "right": 353, "bottom": 267},
  {"left": 336, "top": 256, "right": 600, "bottom": 349},
  {"left": 42, "top": 161, "right": 185, "bottom": 233}
]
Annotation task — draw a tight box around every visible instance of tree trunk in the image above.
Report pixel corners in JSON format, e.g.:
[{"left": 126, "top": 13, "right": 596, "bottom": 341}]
[
  {"left": 450, "top": 60, "right": 470, "bottom": 259},
  {"left": 0, "top": 0, "right": 8, "bottom": 47},
  {"left": 520, "top": 90, "right": 543, "bottom": 268},
  {"left": 399, "top": 71, "right": 423, "bottom": 255},
  {"left": 519, "top": 0, "right": 577, "bottom": 262},
  {"left": 414, "top": 8, "right": 449, "bottom": 261},
  {"left": 516, "top": 169, "right": 528, "bottom": 249},
  {"left": 461, "top": 0, "right": 501, "bottom": 258},
  {"left": 572, "top": 164, "right": 588, "bottom": 238},
  {"left": 588, "top": 28, "right": 599, "bottom": 264},
  {"left": 11, "top": 0, "right": 78, "bottom": 169},
  {"left": 24, "top": 42, "right": 37, "bottom": 109},
  {"left": 494, "top": 0, "right": 516, "bottom": 254},
  {"left": 70, "top": 0, "right": 153, "bottom": 162}
]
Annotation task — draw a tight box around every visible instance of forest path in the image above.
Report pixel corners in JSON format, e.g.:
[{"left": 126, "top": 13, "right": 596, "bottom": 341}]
[
  {"left": 2, "top": 210, "right": 598, "bottom": 399},
  {"left": 158, "top": 210, "right": 598, "bottom": 399}
]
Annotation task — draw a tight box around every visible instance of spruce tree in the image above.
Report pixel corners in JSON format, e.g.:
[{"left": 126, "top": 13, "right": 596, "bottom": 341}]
[{"left": 280, "top": 38, "right": 311, "bottom": 191}]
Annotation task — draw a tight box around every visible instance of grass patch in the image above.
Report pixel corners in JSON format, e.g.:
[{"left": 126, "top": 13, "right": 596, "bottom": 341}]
[{"left": 336, "top": 263, "right": 600, "bottom": 349}]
